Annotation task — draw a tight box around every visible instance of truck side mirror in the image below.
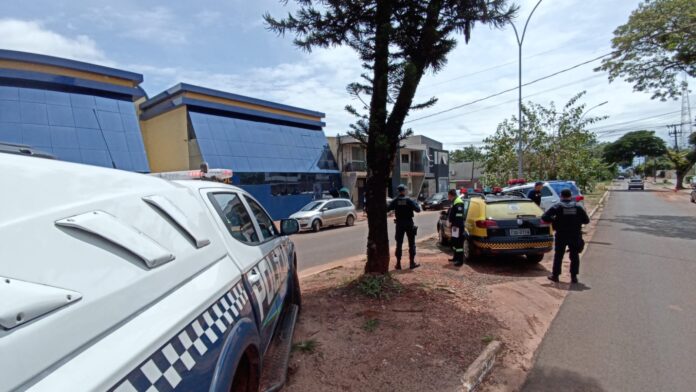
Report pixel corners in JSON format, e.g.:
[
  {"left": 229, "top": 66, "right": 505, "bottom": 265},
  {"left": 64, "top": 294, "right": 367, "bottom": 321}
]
[{"left": 280, "top": 219, "right": 300, "bottom": 235}]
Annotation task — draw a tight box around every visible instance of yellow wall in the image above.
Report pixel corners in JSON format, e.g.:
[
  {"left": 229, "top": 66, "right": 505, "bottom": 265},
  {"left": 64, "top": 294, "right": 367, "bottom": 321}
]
[
  {"left": 140, "top": 106, "right": 190, "bottom": 172},
  {"left": 183, "top": 92, "right": 321, "bottom": 122},
  {"left": 0, "top": 60, "right": 137, "bottom": 87}
]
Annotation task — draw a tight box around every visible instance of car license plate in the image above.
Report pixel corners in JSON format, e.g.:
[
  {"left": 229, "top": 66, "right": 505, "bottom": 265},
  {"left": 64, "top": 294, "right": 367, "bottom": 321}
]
[{"left": 509, "top": 228, "right": 531, "bottom": 236}]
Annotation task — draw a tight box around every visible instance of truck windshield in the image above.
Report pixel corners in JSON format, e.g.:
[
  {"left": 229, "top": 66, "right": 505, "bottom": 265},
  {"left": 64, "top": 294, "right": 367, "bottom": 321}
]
[
  {"left": 549, "top": 182, "right": 580, "bottom": 196},
  {"left": 300, "top": 201, "right": 324, "bottom": 211}
]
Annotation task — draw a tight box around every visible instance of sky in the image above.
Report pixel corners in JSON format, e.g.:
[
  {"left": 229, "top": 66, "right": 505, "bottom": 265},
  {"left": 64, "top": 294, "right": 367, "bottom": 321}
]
[{"left": 0, "top": 0, "right": 692, "bottom": 151}]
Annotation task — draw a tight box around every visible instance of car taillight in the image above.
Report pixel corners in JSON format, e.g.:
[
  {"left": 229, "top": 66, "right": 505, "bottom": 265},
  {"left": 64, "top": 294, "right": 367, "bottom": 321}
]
[
  {"left": 539, "top": 220, "right": 551, "bottom": 227},
  {"left": 475, "top": 219, "right": 498, "bottom": 229},
  {"left": 575, "top": 195, "right": 584, "bottom": 202}
]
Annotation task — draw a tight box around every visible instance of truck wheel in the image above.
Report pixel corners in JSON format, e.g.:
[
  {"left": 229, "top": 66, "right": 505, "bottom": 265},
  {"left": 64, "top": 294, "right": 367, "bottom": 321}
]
[
  {"left": 311, "top": 220, "right": 321, "bottom": 232},
  {"left": 526, "top": 253, "right": 544, "bottom": 263},
  {"left": 346, "top": 215, "right": 355, "bottom": 226},
  {"left": 230, "top": 353, "right": 258, "bottom": 392},
  {"left": 290, "top": 259, "right": 302, "bottom": 312}
]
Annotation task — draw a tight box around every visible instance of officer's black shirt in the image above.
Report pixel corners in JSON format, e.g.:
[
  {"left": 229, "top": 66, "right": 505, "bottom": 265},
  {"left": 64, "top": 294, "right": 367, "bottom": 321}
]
[
  {"left": 388, "top": 195, "right": 421, "bottom": 225},
  {"left": 527, "top": 189, "right": 542, "bottom": 206},
  {"left": 542, "top": 200, "right": 590, "bottom": 238}
]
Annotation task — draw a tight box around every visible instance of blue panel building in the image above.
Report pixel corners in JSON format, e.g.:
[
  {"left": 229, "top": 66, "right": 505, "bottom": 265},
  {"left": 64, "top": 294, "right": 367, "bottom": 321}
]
[
  {"left": 0, "top": 50, "right": 150, "bottom": 172},
  {"left": 139, "top": 84, "right": 340, "bottom": 219}
]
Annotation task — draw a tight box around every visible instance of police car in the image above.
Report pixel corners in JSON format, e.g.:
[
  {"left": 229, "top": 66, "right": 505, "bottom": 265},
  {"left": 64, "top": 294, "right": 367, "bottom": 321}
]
[{"left": 0, "top": 152, "right": 302, "bottom": 392}]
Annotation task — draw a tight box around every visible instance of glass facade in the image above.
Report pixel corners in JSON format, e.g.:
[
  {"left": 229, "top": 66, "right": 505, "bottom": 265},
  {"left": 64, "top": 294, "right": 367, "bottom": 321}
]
[
  {"left": 188, "top": 111, "right": 338, "bottom": 173},
  {"left": 0, "top": 86, "right": 149, "bottom": 172}
]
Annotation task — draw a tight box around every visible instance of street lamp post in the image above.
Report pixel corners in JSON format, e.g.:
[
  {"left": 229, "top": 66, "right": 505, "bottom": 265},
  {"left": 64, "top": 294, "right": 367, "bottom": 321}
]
[
  {"left": 511, "top": 0, "right": 543, "bottom": 179},
  {"left": 580, "top": 101, "right": 609, "bottom": 121}
]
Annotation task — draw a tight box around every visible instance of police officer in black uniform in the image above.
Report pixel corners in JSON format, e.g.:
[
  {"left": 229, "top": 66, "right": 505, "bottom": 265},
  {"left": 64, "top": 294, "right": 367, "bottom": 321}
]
[
  {"left": 542, "top": 188, "right": 590, "bottom": 283},
  {"left": 527, "top": 182, "right": 544, "bottom": 207},
  {"left": 447, "top": 189, "right": 466, "bottom": 266},
  {"left": 387, "top": 184, "right": 421, "bottom": 270}
]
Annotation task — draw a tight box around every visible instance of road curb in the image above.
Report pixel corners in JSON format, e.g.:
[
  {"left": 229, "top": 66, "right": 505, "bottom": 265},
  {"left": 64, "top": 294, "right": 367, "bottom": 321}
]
[
  {"left": 460, "top": 340, "right": 503, "bottom": 392},
  {"left": 588, "top": 190, "right": 609, "bottom": 218},
  {"left": 299, "top": 233, "right": 438, "bottom": 280}
]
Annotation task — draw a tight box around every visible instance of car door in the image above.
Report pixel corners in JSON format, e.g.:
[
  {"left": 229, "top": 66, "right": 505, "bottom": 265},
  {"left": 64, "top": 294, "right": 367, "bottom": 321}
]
[
  {"left": 540, "top": 185, "right": 557, "bottom": 211},
  {"left": 203, "top": 190, "right": 285, "bottom": 354},
  {"left": 322, "top": 200, "right": 340, "bottom": 225},
  {"left": 339, "top": 200, "right": 353, "bottom": 222}
]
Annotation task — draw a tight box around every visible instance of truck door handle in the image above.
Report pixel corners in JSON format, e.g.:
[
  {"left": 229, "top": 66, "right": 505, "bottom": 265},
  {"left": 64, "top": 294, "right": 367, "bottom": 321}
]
[{"left": 249, "top": 270, "right": 261, "bottom": 285}]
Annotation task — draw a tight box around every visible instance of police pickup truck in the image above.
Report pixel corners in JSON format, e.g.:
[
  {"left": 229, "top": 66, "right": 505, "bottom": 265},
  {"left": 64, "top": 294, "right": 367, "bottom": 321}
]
[{"left": 0, "top": 152, "right": 302, "bottom": 392}]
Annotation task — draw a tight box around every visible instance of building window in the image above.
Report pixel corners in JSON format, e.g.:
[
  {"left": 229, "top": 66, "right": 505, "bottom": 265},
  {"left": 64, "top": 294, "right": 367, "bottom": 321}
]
[{"left": 401, "top": 154, "right": 410, "bottom": 164}]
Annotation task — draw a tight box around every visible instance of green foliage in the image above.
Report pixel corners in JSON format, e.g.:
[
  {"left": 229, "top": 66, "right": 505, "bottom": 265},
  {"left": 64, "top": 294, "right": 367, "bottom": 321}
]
[
  {"left": 355, "top": 274, "right": 403, "bottom": 299},
  {"left": 481, "top": 335, "right": 495, "bottom": 344},
  {"left": 482, "top": 91, "right": 611, "bottom": 191},
  {"left": 603, "top": 130, "right": 667, "bottom": 166},
  {"left": 362, "top": 319, "right": 380, "bottom": 332},
  {"left": 292, "top": 339, "right": 320, "bottom": 354},
  {"left": 450, "top": 145, "right": 485, "bottom": 163},
  {"left": 596, "top": 0, "right": 696, "bottom": 100}
]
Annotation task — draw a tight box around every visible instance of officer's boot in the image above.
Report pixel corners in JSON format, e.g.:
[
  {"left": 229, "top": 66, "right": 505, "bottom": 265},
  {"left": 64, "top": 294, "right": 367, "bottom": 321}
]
[
  {"left": 409, "top": 256, "right": 420, "bottom": 270},
  {"left": 395, "top": 258, "right": 402, "bottom": 270}
]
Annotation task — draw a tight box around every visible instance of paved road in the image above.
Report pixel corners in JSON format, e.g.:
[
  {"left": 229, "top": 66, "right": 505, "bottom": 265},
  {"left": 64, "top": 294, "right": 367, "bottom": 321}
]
[
  {"left": 523, "top": 189, "right": 696, "bottom": 392},
  {"left": 293, "top": 210, "right": 441, "bottom": 271}
]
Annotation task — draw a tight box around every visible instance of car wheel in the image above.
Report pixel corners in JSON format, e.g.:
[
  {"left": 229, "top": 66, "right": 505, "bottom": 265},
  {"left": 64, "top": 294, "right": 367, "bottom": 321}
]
[
  {"left": 311, "top": 219, "right": 321, "bottom": 232},
  {"left": 463, "top": 237, "right": 478, "bottom": 263},
  {"left": 691, "top": 194, "right": 695, "bottom": 203},
  {"left": 526, "top": 253, "right": 544, "bottom": 263},
  {"left": 346, "top": 215, "right": 355, "bottom": 226},
  {"left": 439, "top": 227, "right": 449, "bottom": 246}
]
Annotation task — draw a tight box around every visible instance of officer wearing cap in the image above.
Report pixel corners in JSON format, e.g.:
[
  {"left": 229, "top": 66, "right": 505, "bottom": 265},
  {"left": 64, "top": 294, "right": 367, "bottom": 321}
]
[
  {"left": 542, "top": 188, "right": 590, "bottom": 283},
  {"left": 387, "top": 184, "right": 421, "bottom": 270},
  {"left": 447, "top": 189, "right": 466, "bottom": 266}
]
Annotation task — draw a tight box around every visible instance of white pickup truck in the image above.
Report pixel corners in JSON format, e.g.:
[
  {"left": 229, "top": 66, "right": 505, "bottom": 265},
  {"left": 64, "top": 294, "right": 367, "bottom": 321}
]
[{"left": 0, "top": 151, "right": 302, "bottom": 392}]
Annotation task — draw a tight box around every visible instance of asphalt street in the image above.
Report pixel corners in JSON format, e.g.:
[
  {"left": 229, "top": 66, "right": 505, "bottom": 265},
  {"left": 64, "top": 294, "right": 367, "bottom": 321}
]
[
  {"left": 523, "top": 189, "right": 696, "bottom": 392},
  {"left": 292, "top": 210, "right": 441, "bottom": 271}
]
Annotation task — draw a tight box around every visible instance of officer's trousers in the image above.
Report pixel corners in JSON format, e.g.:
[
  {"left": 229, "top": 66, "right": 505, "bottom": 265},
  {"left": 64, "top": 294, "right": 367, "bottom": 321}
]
[
  {"left": 395, "top": 222, "right": 416, "bottom": 263},
  {"left": 451, "top": 232, "right": 464, "bottom": 263},
  {"left": 552, "top": 235, "right": 582, "bottom": 277}
]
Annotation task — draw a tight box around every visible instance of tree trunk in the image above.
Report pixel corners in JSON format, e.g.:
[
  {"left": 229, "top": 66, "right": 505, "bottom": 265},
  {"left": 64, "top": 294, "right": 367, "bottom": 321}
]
[
  {"left": 675, "top": 169, "right": 685, "bottom": 190},
  {"left": 364, "top": 0, "right": 392, "bottom": 274}
]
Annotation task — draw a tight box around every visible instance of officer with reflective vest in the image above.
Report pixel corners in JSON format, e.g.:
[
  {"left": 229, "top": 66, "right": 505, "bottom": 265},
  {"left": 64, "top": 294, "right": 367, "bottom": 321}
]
[
  {"left": 542, "top": 188, "right": 590, "bottom": 284},
  {"left": 447, "top": 189, "right": 466, "bottom": 266},
  {"left": 387, "top": 184, "right": 421, "bottom": 270}
]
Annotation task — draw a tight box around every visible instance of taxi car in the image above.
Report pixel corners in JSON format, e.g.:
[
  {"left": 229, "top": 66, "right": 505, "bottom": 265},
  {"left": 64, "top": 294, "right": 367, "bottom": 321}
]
[
  {"left": 0, "top": 153, "right": 301, "bottom": 392},
  {"left": 437, "top": 194, "right": 554, "bottom": 263}
]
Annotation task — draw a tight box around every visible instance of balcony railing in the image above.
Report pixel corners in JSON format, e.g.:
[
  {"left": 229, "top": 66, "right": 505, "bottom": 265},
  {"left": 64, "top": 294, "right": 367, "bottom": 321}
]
[{"left": 343, "top": 161, "right": 367, "bottom": 172}]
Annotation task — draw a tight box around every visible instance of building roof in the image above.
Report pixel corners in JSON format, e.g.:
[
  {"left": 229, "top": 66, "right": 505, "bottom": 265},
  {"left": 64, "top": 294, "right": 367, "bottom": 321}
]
[
  {"left": 449, "top": 161, "right": 484, "bottom": 180},
  {"left": 140, "top": 83, "right": 325, "bottom": 129},
  {"left": 0, "top": 50, "right": 143, "bottom": 83}
]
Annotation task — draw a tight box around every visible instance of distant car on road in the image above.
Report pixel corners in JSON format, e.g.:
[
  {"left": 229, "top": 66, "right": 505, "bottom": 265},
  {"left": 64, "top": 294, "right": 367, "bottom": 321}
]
[
  {"left": 503, "top": 180, "right": 585, "bottom": 211},
  {"left": 422, "top": 192, "right": 452, "bottom": 210},
  {"left": 436, "top": 194, "right": 554, "bottom": 263},
  {"left": 628, "top": 178, "right": 645, "bottom": 191},
  {"left": 617, "top": 175, "right": 625, "bottom": 180},
  {"left": 290, "top": 199, "right": 357, "bottom": 232}
]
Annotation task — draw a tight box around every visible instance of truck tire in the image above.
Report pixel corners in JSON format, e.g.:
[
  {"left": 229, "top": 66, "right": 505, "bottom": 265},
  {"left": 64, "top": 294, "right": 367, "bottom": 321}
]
[
  {"left": 290, "top": 258, "right": 302, "bottom": 312},
  {"left": 230, "top": 352, "right": 258, "bottom": 392},
  {"left": 526, "top": 253, "right": 544, "bottom": 263}
]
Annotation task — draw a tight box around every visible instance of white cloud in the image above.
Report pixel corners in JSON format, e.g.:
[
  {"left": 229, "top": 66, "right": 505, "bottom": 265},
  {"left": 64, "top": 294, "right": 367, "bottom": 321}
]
[
  {"left": 83, "top": 6, "right": 188, "bottom": 45},
  {"left": 0, "top": 19, "right": 110, "bottom": 64}
]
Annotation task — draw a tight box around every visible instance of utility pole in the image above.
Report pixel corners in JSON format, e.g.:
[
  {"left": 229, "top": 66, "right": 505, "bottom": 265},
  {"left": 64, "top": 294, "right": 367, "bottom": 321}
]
[
  {"left": 511, "top": 0, "right": 543, "bottom": 179},
  {"left": 667, "top": 124, "right": 682, "bottom": 151}
]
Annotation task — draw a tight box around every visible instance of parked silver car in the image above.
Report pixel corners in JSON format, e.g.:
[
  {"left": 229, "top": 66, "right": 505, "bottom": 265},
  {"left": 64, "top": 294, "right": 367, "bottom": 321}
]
[{"left": 290, "top": 199, "right": 357, "bottom": 232}]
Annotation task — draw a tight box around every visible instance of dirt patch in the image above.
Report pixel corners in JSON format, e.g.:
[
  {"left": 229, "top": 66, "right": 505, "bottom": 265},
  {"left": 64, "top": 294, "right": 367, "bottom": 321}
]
[{"left": 286, "top": 246, "right": 502, "bottom": 392}]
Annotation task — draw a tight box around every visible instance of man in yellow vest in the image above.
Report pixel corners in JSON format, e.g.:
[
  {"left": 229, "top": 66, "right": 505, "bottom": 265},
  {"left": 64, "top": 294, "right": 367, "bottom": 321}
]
[{"left": 447, "top": 189, "right": 466, "bottom": 266}]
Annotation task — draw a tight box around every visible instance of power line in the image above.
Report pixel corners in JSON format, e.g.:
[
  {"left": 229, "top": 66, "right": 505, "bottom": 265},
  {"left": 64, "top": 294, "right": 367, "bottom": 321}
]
[
  {"left": 415, "top": 74, "right": 605, "bottom": 127},
  {"left": 406, "top": 52, "right": 612, "bottom": 124},
  {"left": 588, "top": 110, "right": 683, "bottom": 132}
]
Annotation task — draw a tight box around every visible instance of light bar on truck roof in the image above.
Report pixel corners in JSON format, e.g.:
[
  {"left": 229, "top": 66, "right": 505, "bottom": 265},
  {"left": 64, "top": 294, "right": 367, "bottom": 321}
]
[{"left": 151, "top": 169, "right": 233, "bottom": 181}]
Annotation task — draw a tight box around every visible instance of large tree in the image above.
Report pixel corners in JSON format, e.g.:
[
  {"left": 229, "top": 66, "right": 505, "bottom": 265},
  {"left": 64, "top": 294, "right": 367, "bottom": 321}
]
[
  {"left": 664, "top": 132, "right": 696, "bottom": 189},
  {"left": 603, "top": 130, "right": 667, "bottom": 167},
  {"left": 450, "top": 145, "right": 485, "bottom": 163},
  {"left": 482, "top": 92, "right": 611, "bottom": 191},
  {"left": 265, "top": 0, "right": 515, "bottom": 274},
  {"left": 596, "top": 0, "right": 696, "bottom": 100}
]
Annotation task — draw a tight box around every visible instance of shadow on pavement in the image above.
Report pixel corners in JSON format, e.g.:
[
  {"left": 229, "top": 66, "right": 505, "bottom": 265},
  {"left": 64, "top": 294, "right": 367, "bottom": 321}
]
[
  {"left": 466, "top": 255, "right": 550, "bottom": 278},
  {"left": 611, "top": 189, "right": 661, "bottom": 193},
  {"left": 541, "top": 282, "right": 591, "bottom": 292},
  {"left": 523, "top": 366, "right": 606, "bottom": 392},
  {"left": 607, "top": 215, "right": 696, "bottom": 240}
]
